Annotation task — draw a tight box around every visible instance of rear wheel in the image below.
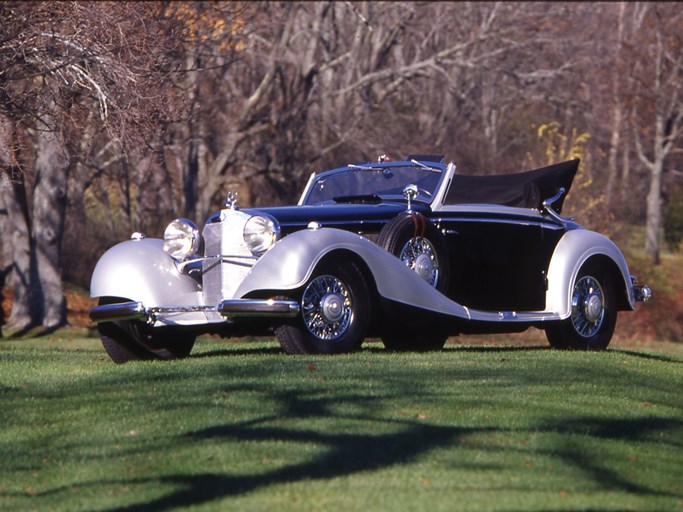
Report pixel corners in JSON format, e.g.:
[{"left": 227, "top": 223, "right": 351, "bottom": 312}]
[
  {"left": 275, "top": 260, "right": 370, "bottom": 354},
  {"left": 545, "top": 264, "right": 617, "bottom": 350}
]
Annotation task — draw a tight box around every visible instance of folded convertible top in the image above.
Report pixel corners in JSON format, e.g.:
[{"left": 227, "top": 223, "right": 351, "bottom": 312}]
[{"left": 444, "top": 158, "right": 579, "bottom": 213}]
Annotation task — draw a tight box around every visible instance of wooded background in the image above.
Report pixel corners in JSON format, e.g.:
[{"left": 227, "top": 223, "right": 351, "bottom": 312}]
[{"left": 1, "top": 1, "right": 682, "bottom": 336}]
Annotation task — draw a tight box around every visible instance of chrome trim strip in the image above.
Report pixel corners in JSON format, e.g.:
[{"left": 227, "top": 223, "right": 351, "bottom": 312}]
[
  {"left": 435, "top": 215, "right": 565, "bottom": 230},
  {"left": 433, "top": 203, "right": 544, "bottom": 215},
  {"left": 467, "top": 309, "right": 562, "bottom": 323}
]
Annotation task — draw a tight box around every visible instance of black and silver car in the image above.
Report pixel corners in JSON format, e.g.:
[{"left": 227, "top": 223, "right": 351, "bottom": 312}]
[{"left": 89, "top": 155, "right": 651, "bottom": 361}]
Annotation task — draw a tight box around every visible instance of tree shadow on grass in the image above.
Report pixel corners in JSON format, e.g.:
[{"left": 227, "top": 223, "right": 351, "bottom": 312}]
[
  {"left": 94, "top": 388, "right": 683, "bottom": 512},
  {"left": 189, "top": 345, "right": 283, "bottom": 359},
  {"left": 191, "top": 342, "right": 682, "bottom": 363},
  {"left": 107, "top": 419, "right": 467, "bottom": 512},
  {"left": 97, "top": 405, "right": 476, "bottom": 512},
  {"left": 191, "top": 341, "right": 552, "bottom": 359},
  {"left": 611, "top": 348, "right": 683, "bottom": 364}
]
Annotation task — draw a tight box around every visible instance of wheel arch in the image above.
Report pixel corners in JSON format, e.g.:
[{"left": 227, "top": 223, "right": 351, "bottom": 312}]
[
  {"left": 580, "top": 254, "right": 631, "bottom": 310},
  {"left": 314, "top": 248, "right": 381, "bottom": 300}
]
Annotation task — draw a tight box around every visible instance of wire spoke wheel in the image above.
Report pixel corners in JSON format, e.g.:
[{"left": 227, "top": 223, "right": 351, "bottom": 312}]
[
  {"left": 302, "top": 275, "right": 353, "bottom": 340},
  {"left": 399, "top": 237, "right": 440, "bottom": 286},
  {"left": 545, "top": 264, "right": 617, "bottom": 350},
  {"left": 275, "top": 260, "right": 370, "bottom": 354},
  {"left": 571, "top": 276, "right": 605, "bottom": 337}
]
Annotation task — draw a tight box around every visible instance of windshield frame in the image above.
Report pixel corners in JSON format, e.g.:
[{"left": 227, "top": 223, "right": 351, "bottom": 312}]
[{"left": 298, "top": 160, "right": 451, "bottom": 208}]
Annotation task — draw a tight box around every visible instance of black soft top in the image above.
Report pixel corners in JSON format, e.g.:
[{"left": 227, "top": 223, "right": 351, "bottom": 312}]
[{"left": 444, "top": 159, "right": 579, "bottom": 213}]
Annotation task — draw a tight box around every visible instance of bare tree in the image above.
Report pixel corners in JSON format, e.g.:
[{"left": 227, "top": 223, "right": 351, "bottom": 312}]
[
  {"left": 626, "top": 3, "right": 683, "bottom": 264},
  {"left": 164, "top": 1, "right": 594, "bottom": 219},
  {"left": 0, "top": 1, "right": 183, "bottom": 333}
]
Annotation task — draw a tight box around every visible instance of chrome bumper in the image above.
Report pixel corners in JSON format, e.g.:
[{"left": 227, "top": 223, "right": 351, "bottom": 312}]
[{"left": 90, "top": 299, "right": 301, "bottom": 324}]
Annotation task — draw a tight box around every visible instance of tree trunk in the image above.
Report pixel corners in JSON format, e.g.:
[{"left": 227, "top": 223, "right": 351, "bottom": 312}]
[
  {"left": 645, "top": 157, "right": 663, "bottom": 264},
  {"left": 32, "top": 119, "right": 70, "bottom": 328},
  {"left": 0, "top": 114, "right": 36, "bottom": 331},
  {"left": 605, "top": 2, "right": 626, "bottom": 211}
]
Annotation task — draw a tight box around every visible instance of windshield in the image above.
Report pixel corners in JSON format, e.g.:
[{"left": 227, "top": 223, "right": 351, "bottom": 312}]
[{"left": 303, "top": 164, "right": 444, "bottom": 205}]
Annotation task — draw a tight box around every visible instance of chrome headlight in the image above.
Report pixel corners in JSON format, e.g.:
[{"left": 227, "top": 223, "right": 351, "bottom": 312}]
[
  {"left": 243, "top": 215, "right": 279, "bottom": 256},
  {"left": 163, "top": 218, "right": 200, "bottom": 261}
]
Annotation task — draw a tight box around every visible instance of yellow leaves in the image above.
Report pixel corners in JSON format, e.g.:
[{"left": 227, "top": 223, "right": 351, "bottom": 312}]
[
  {"left": 533, "top": 121, "right": 590, "bottom": 166},
  {"left": 167, "top": 2, "right": 246, "bottom": 53},
  {"left": 529, "top": 121, "right": 611, "bottom": 231}
]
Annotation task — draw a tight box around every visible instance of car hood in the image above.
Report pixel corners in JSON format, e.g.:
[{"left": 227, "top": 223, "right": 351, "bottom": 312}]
[{"left": 243, "top": 202, "right": 423, "bottom": 231}]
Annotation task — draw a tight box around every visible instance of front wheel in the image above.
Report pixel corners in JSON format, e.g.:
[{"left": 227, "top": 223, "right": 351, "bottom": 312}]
[
  {"left": 97, "top": 299, "right": 196, "bottom": 363},
  {"left": 545, "top": 264, "right": 617, "bottom": 350},
  {"left": 275, "top": 260, "right": 370, "bottom": 354}
]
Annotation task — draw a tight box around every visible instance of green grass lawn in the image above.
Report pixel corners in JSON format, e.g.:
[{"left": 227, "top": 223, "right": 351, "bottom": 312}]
[{"left": 1, "top": 334, "right": 682, "bottom": 511}]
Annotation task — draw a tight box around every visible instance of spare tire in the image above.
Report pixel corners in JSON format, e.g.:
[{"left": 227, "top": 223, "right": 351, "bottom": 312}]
[{"left": 377, "top": 212, "right": 450, "bottom": 294}]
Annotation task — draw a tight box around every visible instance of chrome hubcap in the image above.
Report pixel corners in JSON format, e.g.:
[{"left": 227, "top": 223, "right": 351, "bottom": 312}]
[
  {"left": 585, "top": 294, "right": 603, "bottom": 323},
  {"left": 302, "top": 275, "right": 352, "bottom": 340},
  {"left": 320, "top": 293, "right": 344, "bottom": 323},
  {"left": 399, "top": 237, "right": 439, "bottom": 287},
  {"left": 571, "top": 276, "right": 605, "bottom": 338}
]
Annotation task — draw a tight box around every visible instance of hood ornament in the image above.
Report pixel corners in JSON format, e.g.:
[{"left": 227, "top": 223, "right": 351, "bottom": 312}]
[{"left": 225, "top": 191, "right": 239, "bottom": 209}]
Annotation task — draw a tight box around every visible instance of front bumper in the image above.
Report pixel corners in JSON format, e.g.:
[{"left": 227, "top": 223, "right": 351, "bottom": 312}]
[{"left": 90, "top": 299, "right": 301, "bottom": 324}]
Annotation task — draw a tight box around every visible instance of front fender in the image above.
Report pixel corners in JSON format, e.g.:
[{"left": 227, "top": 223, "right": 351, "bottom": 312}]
[
  {"left": 235, "top": 228, "right": 470, "bottom": 319},
  {"left": 90, "top": 238, "right": 201, "bottom": 307},
  {"left": 546, "top": 229, "right": 634, "bottom": 319}
]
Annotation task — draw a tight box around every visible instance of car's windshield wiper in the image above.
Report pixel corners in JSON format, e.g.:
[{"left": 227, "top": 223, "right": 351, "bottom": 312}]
[
  {"left": 347, "top": 164, "right": 378, "bottom": 171},
  {"left": 333, "top": 194, "right": 382, "bottom": 204},
  {"left": 410, "top": 159, "right": 441, "bottom": 173}
]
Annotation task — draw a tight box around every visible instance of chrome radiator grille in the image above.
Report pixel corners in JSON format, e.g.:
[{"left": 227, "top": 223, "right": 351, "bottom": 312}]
[{"left": 202, "top": 209, "right": 254, "bottom": 306}]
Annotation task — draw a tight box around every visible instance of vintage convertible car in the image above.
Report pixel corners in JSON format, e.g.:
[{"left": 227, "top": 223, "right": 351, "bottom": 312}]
[{"left": 89, "top": 155, "right": 651, "bottom": 362}]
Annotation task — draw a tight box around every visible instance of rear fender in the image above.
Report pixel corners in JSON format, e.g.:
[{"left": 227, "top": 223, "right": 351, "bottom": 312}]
[
  {"left": 89, "top": 238, "right": 201, "bottom": 307},
  {"left": 235, "top": 227, "right": 470, "bottom": 319},
  {"left": 546, "top": 229, "right": 634, "bottom": 318}
]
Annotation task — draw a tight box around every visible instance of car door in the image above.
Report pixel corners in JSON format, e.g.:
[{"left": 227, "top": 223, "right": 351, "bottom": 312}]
[{"left": 439, "top": 209, "right": 566, "bottom": 312}]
